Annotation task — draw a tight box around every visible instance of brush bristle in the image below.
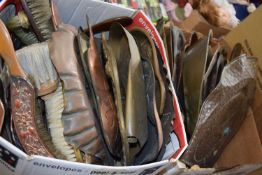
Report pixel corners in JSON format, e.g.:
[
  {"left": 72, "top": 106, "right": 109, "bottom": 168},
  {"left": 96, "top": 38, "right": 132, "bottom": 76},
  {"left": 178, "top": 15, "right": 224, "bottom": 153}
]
[
  {"left": 13, "top": 28, "right": 39, "bottom": 45},
  {"left": 35, "top": 99, "right": 67, "bottom": 160},
  {"left": 25, "top": 0, "right": 54, "bottom": 40},
  {"left": 42, "top": 83, "right": 77, "bottom": 161},
  {"left": 16, "top": 43, "right": 76, "bottom": 161}
]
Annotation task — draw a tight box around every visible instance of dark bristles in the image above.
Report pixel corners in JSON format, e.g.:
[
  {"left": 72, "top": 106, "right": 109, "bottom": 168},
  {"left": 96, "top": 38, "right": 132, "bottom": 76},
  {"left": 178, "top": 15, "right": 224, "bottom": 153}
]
[
  {"left": 22, "top": 0, "right": 54, "bottom": 41},
  {"left": 13, "top": 28, "right": 39, "bottom": 45}
]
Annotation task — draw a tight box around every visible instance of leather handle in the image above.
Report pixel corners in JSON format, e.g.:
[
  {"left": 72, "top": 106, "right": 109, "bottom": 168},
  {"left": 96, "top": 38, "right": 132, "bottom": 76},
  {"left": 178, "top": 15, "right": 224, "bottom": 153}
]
[
  {"left": 0, "top": 20, "right": 26, "bottom": 78},
  {"left": 0, "top": 100, "right": 4, "bottom": 133}
]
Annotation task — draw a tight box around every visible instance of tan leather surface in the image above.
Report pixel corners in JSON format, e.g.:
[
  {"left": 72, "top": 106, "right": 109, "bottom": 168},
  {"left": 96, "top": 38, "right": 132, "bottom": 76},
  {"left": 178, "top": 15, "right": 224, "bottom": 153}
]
[
  {"left": 0, "top": 100, "right": 4, "bottom": 132},
  {"left": 84, "top": 16, "right": 132, "bottom": 34},
  {"left": 102, "top": 32, "right": 127, "bottom": 164},
  {"left": 164, "top": 26, "right": 174, "bottom": 74},
  {"left": 130, "top": 28, "right": 166, "bottom": 115},
  {"left": 115, "top": 24, "right": 147, "bottom": 165},
  {"left": 86, "top": 24, "right": 119, "bottom": 156},
  {"left": 0, "top": 20, "right": 26, "bottom": 78},
  {"left": 11, "top": 77, "right": 54, "bottom": 157},
  {"left": 215, "top": 109, "right": 262, "bottom": 168},
  {"left": 106, "top": 23, "right": 148, "bottom": 165},
  {"left": 48, "top": 25, "right": 105, "bottom": 163},
  {"left": 50, "top": 0, "right": 61, "bottom": 30},
  {"left": 132, "top": 59, "right": 162, "bottom": 165},
  {"left": 183, "top": 32, "right": 211, "bottom": 135},
  {"left": 182, "top": 55, "right": 258, "bottom": 167}
]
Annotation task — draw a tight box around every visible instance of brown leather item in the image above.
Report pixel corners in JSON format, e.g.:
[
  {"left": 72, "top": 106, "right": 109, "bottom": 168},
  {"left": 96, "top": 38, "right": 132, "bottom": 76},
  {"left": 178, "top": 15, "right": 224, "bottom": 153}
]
[
  {"left": 202, "top": 47, "right": 226, "bottom": 102},
  {"left": 181, "top": 55, "right": 257, "bottom": 167},
  {"left": 48, "top": 24, "right": 106, "bottom": 164},
  {"left": 86, "top": 21, "right": 120, "bottom": 156},
  {"left": 164, "top": 26, "right": 174, "bottom": 74},
  {"left": 105, "top": 23, "right": 148, "bottom": 165},
  {"left": 110, "top": 24, "right": 148, "bottom": 165},
  {"left": 170, "top": 25, "right": 186, "bottom": 87},
  {"left": 133, "top": 59, "right": 163, "bottom": 165},
  {"left": 50, "top": 0, "right": 61, "bottom": 31},
  {"left": 0, "top": 100, "right": 4, "bottom": 132},
  {"left": 84, "top": 17, "right": 132, "bottom": 34},
  {"left": 0, "top": 19, "right": 53, "bottom": 157},
  {"left": 102, "top": 33, "right": 127, "bottom": 164},
  {"left": 11, "top": 77, "right": 54, "bottom": 157},
  {"left": 182, "top": 31, "right": 212, "bottom": 135},
  {"left": 130, "top": 28, "right": 166, "bottom": 115}
]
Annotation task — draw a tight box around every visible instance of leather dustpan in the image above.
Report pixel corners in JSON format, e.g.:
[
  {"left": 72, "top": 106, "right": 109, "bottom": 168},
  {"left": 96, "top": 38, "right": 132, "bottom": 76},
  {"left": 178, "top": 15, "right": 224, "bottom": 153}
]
[{"left": 181, "top": 55, "right": 257, "bottom": 167}]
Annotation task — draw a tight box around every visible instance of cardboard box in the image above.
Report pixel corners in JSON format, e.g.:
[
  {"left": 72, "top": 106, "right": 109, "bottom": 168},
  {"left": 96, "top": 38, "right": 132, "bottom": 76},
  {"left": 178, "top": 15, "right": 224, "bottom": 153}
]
[
  {"left": 0, "top": 0, "right": 187, "bottom": 174},
  {"left": 223, "top": 4, "right": 262, "bottom": 148},
  {"left": 175, "top": 10, "right": 230, "bottom": 39},
  {"left": 216, "top": 6, "right": 262, "bottom": 169},
  {"left": 215, "top": 108, "right": 262, "bottom": 168},
  {"left": 224, "top": 6, "right": 262, "bottom": 68}
]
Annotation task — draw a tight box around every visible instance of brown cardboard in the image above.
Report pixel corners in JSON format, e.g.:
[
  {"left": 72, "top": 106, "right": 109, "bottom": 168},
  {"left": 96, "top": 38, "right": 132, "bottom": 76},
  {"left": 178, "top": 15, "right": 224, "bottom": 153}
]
[
  {"left": 223, "top": 5, "right": 262, "bottom": 159},
  {"left": 251, "top": 88, "right": 262, "bottom": 143},
  {"left": 175, "top": 10, "right": 230, "bottom": 39},
  {"left": 215, "top": 7, "right": 262, "bottom": 169},
  {"left": 215, "top": 108, "right": 262, "bottom": 168},
  {"left": 224, "top": 6, "right": 262, "bottom": 68}
]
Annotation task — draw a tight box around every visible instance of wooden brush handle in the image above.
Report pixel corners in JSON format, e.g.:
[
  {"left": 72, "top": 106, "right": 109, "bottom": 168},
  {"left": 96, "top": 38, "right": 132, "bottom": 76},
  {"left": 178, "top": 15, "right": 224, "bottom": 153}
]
[{"left": 0, "top": 20, "right": 26, "bottom": 78}]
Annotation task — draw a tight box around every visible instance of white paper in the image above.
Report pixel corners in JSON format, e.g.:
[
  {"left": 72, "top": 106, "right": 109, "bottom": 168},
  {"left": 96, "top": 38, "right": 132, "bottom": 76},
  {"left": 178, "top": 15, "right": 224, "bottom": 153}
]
[{"left": 0, "top": 137, "right": 171, "bottom": 175}]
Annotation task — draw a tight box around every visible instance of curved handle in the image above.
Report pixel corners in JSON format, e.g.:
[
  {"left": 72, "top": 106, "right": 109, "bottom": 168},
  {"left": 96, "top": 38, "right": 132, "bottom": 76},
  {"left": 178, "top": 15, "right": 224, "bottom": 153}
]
[
  {"left": 0, "top": 100, "right": 4, "bottom": 132},
  {"left": 0, "top": 20, "right": 26, "bottom": 78},
  {"left": 84, "top": 16, "right": 132, "bottom": 34}
]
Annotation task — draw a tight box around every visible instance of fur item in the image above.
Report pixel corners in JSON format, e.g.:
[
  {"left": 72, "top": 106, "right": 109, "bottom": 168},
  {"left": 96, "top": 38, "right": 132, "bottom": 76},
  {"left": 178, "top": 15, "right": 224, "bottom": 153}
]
[{"left": 199, "top": 0, "right": 240, "bottom": 28}]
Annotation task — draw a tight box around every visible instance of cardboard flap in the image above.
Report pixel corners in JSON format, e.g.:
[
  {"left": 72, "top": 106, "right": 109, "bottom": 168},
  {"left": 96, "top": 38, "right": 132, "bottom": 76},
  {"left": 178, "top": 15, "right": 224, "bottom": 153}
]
[
  {"left": 215, "top": 108, "right": 262, "bottom": 168},
  {"left": 177, "top": 10, "right": 230, "bottom": 38}
]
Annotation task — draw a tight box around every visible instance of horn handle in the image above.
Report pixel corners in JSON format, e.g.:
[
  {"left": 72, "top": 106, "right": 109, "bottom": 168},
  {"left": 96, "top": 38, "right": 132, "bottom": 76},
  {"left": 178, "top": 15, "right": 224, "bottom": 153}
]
[{"left": 0, "top": 20, "right": 26, "bottom": 78}]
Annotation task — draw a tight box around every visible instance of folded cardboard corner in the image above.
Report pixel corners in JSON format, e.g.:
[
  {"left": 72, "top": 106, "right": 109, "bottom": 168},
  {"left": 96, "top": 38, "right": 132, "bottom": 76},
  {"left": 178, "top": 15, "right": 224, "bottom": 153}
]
[
  {"left": 0, "top": 0, "right": 187, "bottom": 175},
  {"left": 175, "top": 10, "right": 230, "bottom": 39},
  {"left": 216, "top": 6, "right": 262, "bottom": 169}
]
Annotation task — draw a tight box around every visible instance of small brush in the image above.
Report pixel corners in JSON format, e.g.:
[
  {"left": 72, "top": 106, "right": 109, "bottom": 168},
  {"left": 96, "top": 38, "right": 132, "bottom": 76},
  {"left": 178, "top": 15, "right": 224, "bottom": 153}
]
[
  {"left": 7, "top": 11, "right": 39, "bottom": 45},
  {"left": 21, "top": 0, "right": 54, "bottom": 41},
  {"left": 16, "top": 42, "right": 76, "bottom": 161}
]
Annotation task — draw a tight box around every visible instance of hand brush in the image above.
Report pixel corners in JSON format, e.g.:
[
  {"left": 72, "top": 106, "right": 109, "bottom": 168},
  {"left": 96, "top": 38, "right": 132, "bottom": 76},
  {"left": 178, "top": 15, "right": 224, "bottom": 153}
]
[
  {"left": 0, "top": 19, "right": 53, "bottom": 157},
  {"left": 21, "top": 0, "right": 54, "bottom": 41},
  {"left": 7, "top": 11, "right": 39, "bottom": 45},
  {"left": 16, "top": 42, "right": 77, "bottom": 161}
]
